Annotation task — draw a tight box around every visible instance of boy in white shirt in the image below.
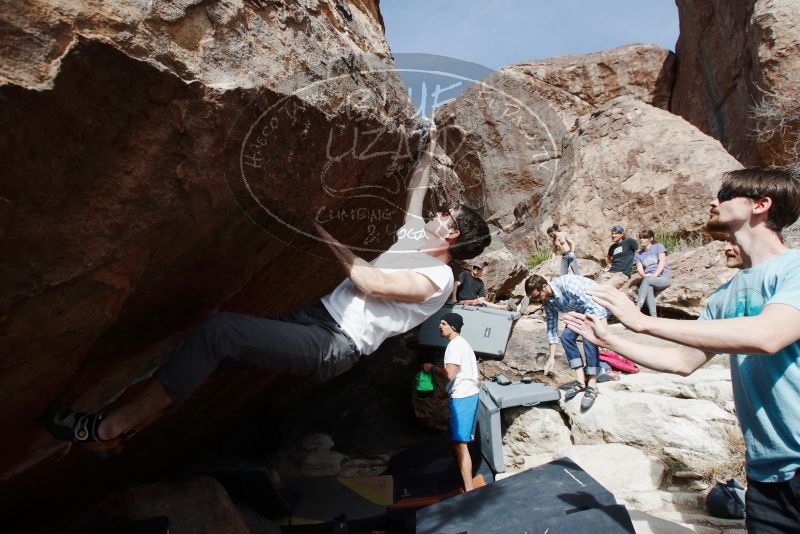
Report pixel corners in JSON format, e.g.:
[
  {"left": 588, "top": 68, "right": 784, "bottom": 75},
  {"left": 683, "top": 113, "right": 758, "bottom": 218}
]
[{"left": 423, "top": 312, "right": 480, "bottom": 492}]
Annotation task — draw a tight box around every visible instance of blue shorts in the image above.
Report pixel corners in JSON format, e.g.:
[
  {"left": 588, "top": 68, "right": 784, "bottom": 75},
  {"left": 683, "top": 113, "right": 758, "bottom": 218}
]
[{"left": 448, "top": 394, "right": 479, "bottom": 442}]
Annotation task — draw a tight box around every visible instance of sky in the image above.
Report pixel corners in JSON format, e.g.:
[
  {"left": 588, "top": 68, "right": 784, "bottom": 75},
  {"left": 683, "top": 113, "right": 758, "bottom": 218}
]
[{"left": 381, "top": 0, "right": 679, "bottom": 71}]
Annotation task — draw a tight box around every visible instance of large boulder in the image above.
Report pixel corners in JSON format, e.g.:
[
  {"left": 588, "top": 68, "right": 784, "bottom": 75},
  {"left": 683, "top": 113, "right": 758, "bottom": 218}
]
[
  {"left": 499, "top": 366, "right": 740, "bottom": 486},
  {"left": 467, "top": 227, "right": 529, "bottom": 297},
  {"left": 506, "top": 44, "right": 675, "bottom": 127},
  {"left": 559, "top": 444, "right": 666, "bottom": 493},
  {"left": 502, "top": 316, "right": 551, "bottom": 374},
  {"left": 501, "top": 405, "right": 572, "bottom": 468},
  {"left": 563, "top": 370, "right": 741, "bottom": 487},
  {"left": 672, "top": 0, "right": 800, "bottom": 167},
  {"left": 0, "top": 0, "right": 420, "bottom": 525},
  {"left": 534, "top": 98, "right": 742, "bottom": 262},
  {"left": 656, "top": 241, "right": 737, "bottom": 318},
  {"left": 495, "top": 363, "right": 742, "bottom": 529},
  {"left": 434, "top": 45, "right": 675, "bottom": 231}
]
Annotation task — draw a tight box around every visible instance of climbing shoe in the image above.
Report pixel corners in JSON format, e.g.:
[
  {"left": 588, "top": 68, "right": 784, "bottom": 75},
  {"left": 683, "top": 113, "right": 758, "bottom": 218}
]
[
  {"left": 580, "top": 387, "right": 598, "bottom": 410},
  {"left": 45, "top": 402, "right": 107, "bottom": 442}
]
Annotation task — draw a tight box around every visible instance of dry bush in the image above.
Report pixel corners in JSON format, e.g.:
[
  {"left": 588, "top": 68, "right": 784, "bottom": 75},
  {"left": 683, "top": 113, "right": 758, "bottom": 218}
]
[
  {"left": 698, "top": 425, "right": 746, "bottom": 484},
  {"left": 658, "top": 424, "right": 746, "bottom": 489},
  {"left": 752, "top": 74, "right": 800, "bottom": 177}
]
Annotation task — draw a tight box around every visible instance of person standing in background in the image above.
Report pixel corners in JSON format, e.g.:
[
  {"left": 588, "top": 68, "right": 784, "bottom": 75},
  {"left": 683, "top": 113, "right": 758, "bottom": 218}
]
[
  {"left": 423, "top": 312, "right": 480, "bottom": 492},
  {"left": 547, "top": 224, "right": 580, "bottom": 276}
]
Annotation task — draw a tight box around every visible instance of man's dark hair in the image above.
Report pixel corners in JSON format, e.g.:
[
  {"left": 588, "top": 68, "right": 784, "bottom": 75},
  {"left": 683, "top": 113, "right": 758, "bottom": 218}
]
[
  {"left": 546, "top": 224, "right": 558, "bottom": 235},
  {"left": 451, "top": 204, "right": 491, "bottom": 261},
  {"left": 719, "top": 168, "right": 800, "bottom": 233},
  {"left": 524, "top": 274, "right": 549, "bottom": 296}
]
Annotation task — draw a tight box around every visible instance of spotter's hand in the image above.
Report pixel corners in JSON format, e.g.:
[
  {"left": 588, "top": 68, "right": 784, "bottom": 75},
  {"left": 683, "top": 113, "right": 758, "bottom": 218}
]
[
  {"left": 563, "top": 312, "right": 610, "bottom": 346},
  {"left": 587, "top": 284, "right": 645, "bottom": 332}
]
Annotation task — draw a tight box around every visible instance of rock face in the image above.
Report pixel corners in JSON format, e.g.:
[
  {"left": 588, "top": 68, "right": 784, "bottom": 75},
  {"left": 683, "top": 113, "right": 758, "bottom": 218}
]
[
  {"left": 656, "top": 241, "right": 736, "bottom": 318},
  {"left": 0, "top": 0, "right": 420, "bottom": 525},
  {"left": 535, "top": 98, "right": 742, "bottom": 262},
  {"left": 563, "top": 370, "right": 740, "bottom": 484},
  {"left": 502, "top": 405, "right": 572, "bottom": 466},
  {"left": 434, "top": 45, "right": 675, "bottom": 231},
  {"left": 467, "top": 227, "right": 529, "bottom": 297},
  {"left": 74, "top": 477, "right": 252, "bottom": 534},
  {"left": 502, "top": 316, "right": 552, "bottom": 376},
  {"left": 505, "top": 45, "right": 675, "bottom": 128},
  {"left": 672, "top": 0, "right": 800, "bottom": 167},
  {"left": 559, "top": 444, "right": 666, "bottom": 493}
]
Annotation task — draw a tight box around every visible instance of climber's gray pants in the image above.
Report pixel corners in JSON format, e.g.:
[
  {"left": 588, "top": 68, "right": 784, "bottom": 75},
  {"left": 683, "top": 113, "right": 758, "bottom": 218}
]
[{"left": 156, "top": 301, "right": 359, "bottom": 402}]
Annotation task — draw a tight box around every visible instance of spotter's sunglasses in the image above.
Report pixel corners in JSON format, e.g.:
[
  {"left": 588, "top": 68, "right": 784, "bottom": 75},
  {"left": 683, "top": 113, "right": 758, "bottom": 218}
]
[{"left": 716, "top": 188, "right": 763, "bottom": 203}]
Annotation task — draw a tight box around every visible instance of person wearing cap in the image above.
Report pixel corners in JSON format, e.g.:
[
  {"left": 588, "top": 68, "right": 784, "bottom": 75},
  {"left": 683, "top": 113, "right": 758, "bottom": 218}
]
[
  {"left": 452, "top": 262, "right": 509, "bottom": 310},
  {"left": 423, "top": 312, "right": 480, "bottom": 492},
  {"left": 597, "top": 224, "right": 638, "bottom": 288}
]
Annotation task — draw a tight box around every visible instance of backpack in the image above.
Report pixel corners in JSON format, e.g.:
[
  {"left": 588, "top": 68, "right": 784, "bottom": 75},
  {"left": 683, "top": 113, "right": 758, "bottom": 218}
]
[
  {"left": 706, "top": 479, "right": 746, "bottom": 519},
  {"left": 598, "top": 349, "right": 640, "bottom": 374}
]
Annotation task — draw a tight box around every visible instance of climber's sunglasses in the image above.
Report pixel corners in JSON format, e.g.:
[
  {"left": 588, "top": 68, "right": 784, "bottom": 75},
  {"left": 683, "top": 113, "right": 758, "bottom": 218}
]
[{"left": 439, "top": 206, "right": 461, "bottom": 232}]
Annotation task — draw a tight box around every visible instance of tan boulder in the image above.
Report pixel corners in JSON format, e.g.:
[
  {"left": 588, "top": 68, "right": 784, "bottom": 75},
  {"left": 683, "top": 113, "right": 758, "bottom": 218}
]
[
  {"left": 535, "top": 97, "right": 742, "bottom": 262},
  {"left": 559, "top": 444, "right": 666, "bottom": 493},
  {"left": 563, "top": 369, "right": 742, "bottom": 486},
  {"left": 502, "top": 316, "right": 552, "bottom": 375},
  {"left": 466, "top": 228, "right": 529, "bottom": 297},
  {"left": 507, "top": 44, "right": 675, "bottom": 126},
  {"left": 434, "top": 45, "right": 675, "bottom": 230},
  {"left": 492, "top": 357, "right": 739, "bottom": 530},
  {"left": 501, "top": 405, "right": 572, "bottom": 466},
  {"left": 672, "top": 0, "right": 800, "bottom": 167},
  {"left": 656, "top": 241, "right": 737, "bottom": 318}
]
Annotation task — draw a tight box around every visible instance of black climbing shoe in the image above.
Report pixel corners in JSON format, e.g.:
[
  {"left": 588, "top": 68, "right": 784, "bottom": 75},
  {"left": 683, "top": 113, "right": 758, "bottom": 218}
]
[{"left": 45, "top": 402, "right": 107, "bottom": 442}]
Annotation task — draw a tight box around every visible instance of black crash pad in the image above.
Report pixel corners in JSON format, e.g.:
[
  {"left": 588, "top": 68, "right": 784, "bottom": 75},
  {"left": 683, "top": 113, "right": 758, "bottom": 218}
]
[{"left": 416, "top": 457, "right": 631, "bottom": 534}]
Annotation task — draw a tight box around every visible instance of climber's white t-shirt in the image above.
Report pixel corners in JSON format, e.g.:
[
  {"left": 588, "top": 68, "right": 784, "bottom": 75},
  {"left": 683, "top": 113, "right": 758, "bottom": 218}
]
[{"left": 322, "top": 219, "right": 454, "bottom": 355}]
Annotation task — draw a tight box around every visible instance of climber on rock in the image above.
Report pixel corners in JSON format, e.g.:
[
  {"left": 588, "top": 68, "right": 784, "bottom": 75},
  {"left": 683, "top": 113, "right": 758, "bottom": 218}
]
[{"left": 46, "top": 124, "right": 491, "bottom": 449}]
